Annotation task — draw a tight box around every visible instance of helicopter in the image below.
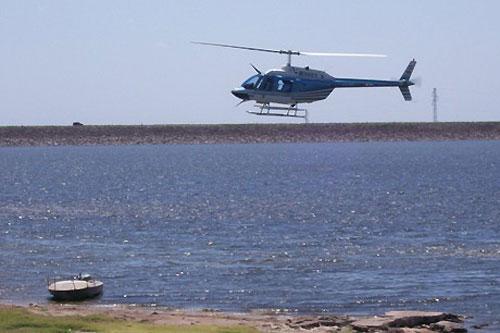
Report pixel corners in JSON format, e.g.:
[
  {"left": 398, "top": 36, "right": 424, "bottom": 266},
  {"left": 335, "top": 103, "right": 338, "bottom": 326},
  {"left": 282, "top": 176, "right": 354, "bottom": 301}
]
[{"left": 193, "top": 42, "right": 417, "bottom": 120}]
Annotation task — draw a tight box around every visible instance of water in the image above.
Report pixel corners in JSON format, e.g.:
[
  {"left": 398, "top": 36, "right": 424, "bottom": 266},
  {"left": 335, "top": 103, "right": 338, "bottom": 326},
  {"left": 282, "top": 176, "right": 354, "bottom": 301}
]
[{"left": 0, "top": 141, "right": 499, "bottom": 330}]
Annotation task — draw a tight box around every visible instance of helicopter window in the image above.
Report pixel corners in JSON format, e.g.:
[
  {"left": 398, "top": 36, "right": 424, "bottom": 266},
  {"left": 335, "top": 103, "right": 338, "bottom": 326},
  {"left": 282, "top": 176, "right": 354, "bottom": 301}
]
[
  {"left": 277, "top": 79, "right": 284, "bottom": 91},
  {"left": 266, "top": 78, "right": 275, "bottom": 91},
  {"left": 241, "top": 75, "right": 261, "bottom": 89},
  {"left": 257, "top": 76, "right": 274, "bottom": 91},
  {"left": 281, "top": 80, "right": 293, "bottom": 92}
]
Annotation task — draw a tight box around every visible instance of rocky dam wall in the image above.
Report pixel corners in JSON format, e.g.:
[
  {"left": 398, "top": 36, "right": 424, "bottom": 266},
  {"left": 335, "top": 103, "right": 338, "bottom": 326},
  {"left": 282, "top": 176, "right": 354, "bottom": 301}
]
[{"left": 0, "top": 122, "right": 499, "bottom": 147}]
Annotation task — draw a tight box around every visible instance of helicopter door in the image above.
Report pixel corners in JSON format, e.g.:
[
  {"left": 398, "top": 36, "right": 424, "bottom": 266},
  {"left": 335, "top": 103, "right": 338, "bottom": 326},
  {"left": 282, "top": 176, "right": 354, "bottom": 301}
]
[
  {"left": 277, "top": 79, "right": 292, "bottom": 93},
  {"left": 257, "top": 76, "right": 274, "bottom": 91}
]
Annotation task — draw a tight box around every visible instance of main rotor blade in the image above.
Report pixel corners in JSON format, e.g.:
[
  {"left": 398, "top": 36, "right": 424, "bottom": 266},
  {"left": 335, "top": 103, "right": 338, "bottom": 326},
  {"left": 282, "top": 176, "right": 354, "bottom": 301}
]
[
  {"left": 235, "top": 99, "right": 250, "bottom": 107},
  {"left": 250, "top": 63, "right": 261, "bottom": 74},
  {"left": 301, "top": 51, "right": 387, "bottom": 58},
  {"left": 192, "top": 41, "right": 385, "bottom": 58},
  {"left": 191, "top": 41, "right": 285, "bottom": 54}
]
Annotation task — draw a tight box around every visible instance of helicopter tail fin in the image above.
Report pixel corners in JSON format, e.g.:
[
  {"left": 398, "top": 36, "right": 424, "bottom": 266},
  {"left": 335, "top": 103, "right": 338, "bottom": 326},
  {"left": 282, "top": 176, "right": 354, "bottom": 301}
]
[
  {"left": 400, "top": 59, "right": 416, "bottom": 81},
  {"left": 399, "top": 86, "right": 412, "bottom": 101},
  {"left": 398, "top": 59, "right": 416, "bottom": 101}
]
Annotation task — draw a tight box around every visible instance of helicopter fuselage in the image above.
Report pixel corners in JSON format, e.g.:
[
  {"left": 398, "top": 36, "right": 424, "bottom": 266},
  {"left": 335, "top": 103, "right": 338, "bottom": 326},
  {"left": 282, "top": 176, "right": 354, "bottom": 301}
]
[{"left": 232, "top": 64, "right": 414, "bottom": 105}]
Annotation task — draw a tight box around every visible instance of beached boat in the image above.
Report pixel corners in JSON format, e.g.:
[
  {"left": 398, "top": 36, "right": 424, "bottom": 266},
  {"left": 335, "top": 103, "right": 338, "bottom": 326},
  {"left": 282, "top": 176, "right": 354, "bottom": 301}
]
[{"left": 48, "top": 274, "right": 103, "bottom": 301}]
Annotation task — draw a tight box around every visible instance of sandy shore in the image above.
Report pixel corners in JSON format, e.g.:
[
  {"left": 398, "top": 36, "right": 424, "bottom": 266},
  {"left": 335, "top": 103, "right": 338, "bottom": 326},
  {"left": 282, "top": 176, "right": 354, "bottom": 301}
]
[
  {"left": 0, "top": 122, "right": 499, "bottom": 147},
  {"left": 2, "top": 303, "right": 284, "bottom": 331}
]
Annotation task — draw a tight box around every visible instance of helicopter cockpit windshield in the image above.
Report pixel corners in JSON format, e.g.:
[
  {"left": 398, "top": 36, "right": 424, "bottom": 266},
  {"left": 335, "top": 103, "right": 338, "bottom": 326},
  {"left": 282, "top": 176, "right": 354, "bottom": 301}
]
[{"left": 241, "top": 75, "right": 262, "bottom": 90}]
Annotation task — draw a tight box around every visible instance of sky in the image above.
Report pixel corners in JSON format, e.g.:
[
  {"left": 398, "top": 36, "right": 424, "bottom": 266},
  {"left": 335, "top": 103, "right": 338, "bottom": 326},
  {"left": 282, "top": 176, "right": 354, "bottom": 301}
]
[{"left": 1, "top": 1, "right": 500, "bottom": 125}]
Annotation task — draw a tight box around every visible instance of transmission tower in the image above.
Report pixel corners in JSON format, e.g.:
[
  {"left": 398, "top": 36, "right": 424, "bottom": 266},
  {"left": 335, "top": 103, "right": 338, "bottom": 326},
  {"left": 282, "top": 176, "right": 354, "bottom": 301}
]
[{"left": 432, "top": 88, "right": 438, "bottom": 122}]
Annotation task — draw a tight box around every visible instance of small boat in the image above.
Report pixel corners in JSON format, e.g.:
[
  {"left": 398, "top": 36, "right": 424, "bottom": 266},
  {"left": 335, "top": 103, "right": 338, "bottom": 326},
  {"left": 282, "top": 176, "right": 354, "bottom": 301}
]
[{"left": 48, "top": 273, "right": 103, "bottom": 301}]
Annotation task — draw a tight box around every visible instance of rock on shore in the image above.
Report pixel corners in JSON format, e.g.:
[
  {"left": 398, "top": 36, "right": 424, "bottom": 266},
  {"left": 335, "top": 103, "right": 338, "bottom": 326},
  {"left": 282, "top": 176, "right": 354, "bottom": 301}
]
[
  {"left": 0, "top": 122, "right": 499, "bottom": 146},
  {"left": 287, "top": 311, "right": 467, "bottom": 332}
]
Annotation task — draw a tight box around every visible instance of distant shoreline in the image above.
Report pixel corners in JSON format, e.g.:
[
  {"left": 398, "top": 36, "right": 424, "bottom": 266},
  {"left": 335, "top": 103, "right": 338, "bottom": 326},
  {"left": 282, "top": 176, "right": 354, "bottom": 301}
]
[{"left": 1, "top": 122, "right": 499, "bottom": 147}]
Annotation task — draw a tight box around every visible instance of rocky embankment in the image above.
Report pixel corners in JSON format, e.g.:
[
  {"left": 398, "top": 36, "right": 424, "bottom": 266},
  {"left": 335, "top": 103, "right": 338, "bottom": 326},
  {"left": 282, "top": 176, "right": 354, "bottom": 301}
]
[{"left": 0, "top": 122, "right": 499, "bottom": 146}]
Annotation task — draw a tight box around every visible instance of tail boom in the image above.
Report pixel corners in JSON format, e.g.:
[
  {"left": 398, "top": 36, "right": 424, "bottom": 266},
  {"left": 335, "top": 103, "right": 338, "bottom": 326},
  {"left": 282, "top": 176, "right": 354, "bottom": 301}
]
[{"left": 330, "top": 59, "right": 417, "bottom": 101}]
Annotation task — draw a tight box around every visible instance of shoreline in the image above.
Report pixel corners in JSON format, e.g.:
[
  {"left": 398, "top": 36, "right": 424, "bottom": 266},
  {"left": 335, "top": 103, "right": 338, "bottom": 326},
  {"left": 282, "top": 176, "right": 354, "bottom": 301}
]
[
  {"left": 0, "top": 302, "right": 474, "bottom": 332},
  {"left": 1, "top": 122, "right": 499, "bottom": 147}
]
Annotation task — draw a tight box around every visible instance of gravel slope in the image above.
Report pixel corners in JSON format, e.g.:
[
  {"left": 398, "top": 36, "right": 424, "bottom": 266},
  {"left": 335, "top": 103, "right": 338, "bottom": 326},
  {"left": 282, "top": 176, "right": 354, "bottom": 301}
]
[{"left": 0, "top": 122, "right": 499, "bottom": 146}]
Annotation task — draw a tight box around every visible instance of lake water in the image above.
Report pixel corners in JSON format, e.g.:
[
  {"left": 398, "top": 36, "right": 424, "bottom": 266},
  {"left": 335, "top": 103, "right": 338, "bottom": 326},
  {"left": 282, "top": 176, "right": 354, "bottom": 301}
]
[{"left": 0, "top": 141, "right": 499, "bottom": 330}]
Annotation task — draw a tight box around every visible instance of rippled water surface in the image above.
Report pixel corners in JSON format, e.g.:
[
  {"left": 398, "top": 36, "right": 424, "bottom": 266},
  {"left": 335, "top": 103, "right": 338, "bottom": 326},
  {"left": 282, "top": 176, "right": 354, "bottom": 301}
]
[{"left": 0, "top": 141, "right": 499, "bottom": 329}]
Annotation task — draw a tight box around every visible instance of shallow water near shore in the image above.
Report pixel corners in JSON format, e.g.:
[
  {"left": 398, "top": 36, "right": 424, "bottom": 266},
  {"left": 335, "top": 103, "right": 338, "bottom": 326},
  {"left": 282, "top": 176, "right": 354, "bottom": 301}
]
[{"left": 0, "top": 141, "right": 499, "bottom": 330}]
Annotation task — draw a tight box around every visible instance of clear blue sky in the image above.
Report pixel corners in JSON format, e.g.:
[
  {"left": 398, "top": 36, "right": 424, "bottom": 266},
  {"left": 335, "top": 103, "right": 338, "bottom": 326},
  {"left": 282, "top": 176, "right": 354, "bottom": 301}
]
[{"left": 1, "top": 1, "right": 499, "bottom": 125}]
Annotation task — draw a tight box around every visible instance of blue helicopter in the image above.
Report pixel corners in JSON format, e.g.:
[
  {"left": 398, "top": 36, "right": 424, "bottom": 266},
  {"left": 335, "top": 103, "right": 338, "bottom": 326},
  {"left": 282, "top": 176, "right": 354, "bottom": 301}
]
[{"left": 194, "top": 42, "right": 416, "bottom": 120}]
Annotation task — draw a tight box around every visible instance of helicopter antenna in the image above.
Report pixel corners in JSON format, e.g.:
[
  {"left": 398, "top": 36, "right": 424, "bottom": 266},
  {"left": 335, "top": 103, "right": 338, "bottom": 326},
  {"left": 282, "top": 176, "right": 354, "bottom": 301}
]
[{"left": 192, "top": 41, "right": 386, "bottom": 66}]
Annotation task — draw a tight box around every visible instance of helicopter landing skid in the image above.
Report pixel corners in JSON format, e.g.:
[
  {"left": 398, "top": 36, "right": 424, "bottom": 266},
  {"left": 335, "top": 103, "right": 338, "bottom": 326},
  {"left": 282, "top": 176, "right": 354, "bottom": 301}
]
[{"left": 247, "top": 104, "right": 308, "bottom": 122}]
